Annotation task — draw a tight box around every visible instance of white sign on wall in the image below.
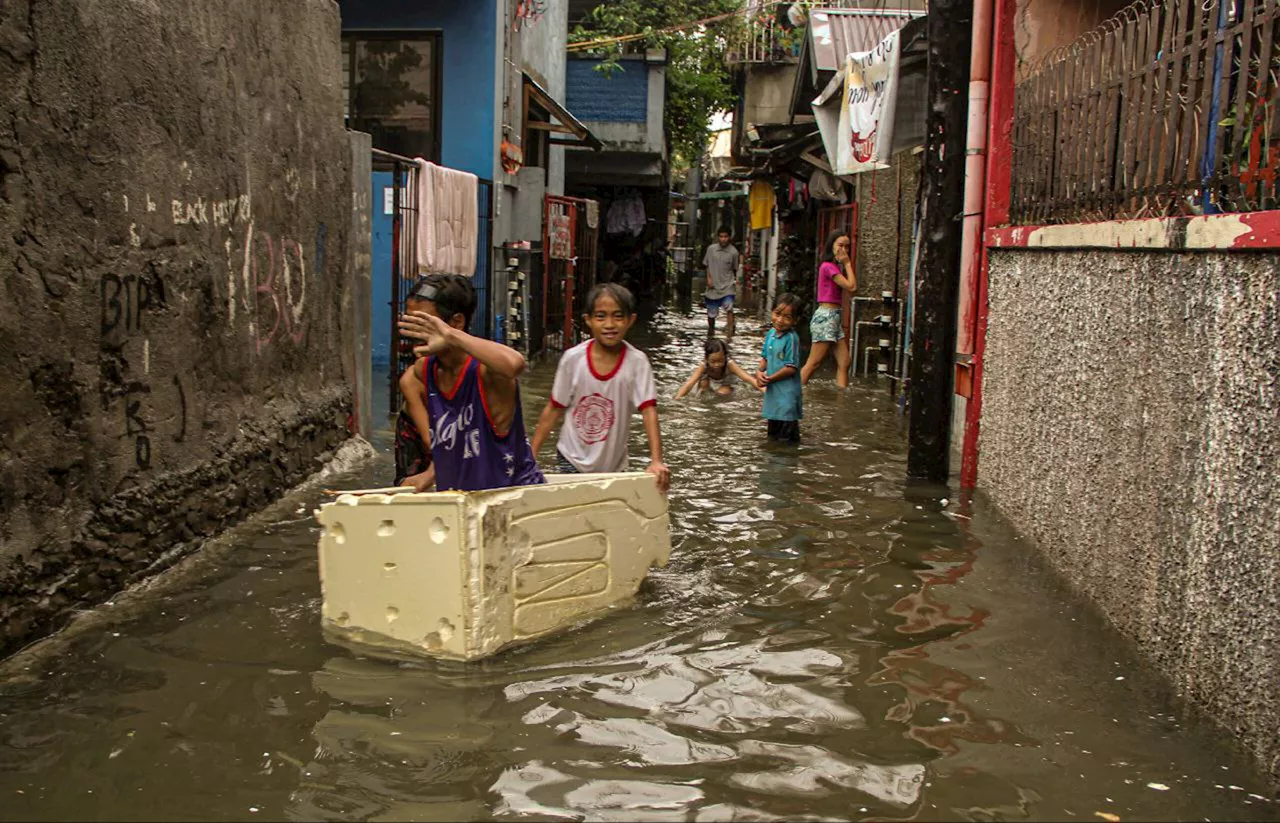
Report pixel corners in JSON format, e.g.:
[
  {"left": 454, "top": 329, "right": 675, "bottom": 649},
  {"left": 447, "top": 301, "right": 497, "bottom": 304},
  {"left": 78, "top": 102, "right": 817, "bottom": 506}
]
[{"left": 835, "top": 29, "right": 901, "bottom": 175}]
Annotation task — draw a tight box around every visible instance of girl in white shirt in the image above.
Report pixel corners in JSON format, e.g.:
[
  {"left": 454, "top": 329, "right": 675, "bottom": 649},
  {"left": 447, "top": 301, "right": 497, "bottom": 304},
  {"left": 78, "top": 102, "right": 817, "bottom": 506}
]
[{"left": 530, "top": 283, "right": 671, "bottom": 492}]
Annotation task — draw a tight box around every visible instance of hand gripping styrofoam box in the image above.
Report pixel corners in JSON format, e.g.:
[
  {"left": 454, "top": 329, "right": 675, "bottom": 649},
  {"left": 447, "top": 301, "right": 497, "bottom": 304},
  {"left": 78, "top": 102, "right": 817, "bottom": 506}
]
[{"left": 315, "top": 473, "right": 672, "bottom": 661}]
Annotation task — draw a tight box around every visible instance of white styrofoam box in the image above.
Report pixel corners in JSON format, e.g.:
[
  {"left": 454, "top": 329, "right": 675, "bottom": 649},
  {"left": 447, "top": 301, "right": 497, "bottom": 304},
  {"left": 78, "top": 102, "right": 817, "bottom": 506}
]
[{"left": 316, "top": 472, "right": 671, "bottom": 661}]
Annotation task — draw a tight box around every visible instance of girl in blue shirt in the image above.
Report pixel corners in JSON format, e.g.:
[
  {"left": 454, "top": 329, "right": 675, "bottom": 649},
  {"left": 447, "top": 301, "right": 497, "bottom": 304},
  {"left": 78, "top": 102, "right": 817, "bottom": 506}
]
[{"left": 755, "top": 293, "right": 804, "bottom": 442}]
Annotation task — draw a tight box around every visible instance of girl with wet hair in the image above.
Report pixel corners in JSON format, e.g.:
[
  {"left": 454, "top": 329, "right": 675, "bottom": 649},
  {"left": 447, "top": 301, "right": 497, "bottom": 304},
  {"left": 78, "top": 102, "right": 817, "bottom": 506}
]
[{"left": 673, "top": 338, "right": 760, "bottom": 399}]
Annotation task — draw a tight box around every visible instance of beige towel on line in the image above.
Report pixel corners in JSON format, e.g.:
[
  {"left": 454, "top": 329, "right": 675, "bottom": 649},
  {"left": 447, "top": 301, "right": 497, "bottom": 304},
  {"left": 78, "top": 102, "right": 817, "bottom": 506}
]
[{"left": 414, "top": 159, "right": 478, "bottom": 277}]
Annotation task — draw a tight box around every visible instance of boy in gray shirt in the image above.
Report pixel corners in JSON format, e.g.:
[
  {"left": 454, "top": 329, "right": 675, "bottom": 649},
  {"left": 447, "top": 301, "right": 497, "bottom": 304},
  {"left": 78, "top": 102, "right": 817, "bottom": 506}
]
[{"left": 703, "top": 226, "right": 740, "bottom": 337}]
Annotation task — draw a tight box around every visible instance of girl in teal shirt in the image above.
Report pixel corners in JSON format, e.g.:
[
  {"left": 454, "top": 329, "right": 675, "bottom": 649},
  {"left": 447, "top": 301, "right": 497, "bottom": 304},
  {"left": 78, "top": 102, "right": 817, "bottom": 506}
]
[{"left": 755, "top": 293, "right": 804, "bottom": 442}]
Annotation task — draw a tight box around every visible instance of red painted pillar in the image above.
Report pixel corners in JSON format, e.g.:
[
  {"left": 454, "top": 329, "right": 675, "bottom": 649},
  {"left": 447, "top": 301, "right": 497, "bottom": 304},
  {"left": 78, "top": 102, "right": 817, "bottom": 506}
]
[{"left": 959, "top": 0, "right": 1016, "bottom": 489}]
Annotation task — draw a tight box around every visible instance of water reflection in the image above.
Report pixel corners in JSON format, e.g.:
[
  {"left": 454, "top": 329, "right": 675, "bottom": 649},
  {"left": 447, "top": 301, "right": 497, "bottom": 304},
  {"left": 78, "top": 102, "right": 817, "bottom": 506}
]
[{"left": 0, "top": 308, "right": 1274, "bottom": 822}]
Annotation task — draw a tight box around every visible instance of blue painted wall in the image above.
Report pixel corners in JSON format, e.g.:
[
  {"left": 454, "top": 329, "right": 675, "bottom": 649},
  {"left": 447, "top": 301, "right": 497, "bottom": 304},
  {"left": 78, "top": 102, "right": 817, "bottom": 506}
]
[
  {"left": 370, "top": 171, "right": 395, "bottom": 367},
  {"left": 566, "top": 59, "right": 648, "bottom": 123},
  {"left": 339, "top": 0, "right": 497, "bottom": 179}
]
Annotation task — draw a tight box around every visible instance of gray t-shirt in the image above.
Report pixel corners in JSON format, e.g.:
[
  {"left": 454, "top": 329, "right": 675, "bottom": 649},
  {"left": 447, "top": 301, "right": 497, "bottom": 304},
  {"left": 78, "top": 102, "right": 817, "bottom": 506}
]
[{"left": 703, "top": 242, "right": 740, "bottom": 299}]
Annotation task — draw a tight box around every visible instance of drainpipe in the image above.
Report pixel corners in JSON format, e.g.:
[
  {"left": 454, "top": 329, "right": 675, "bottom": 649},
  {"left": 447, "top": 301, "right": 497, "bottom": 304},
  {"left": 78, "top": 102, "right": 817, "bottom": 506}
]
[
  {"left": 955, "top": 0, "right": 995, "bottom": 364},
  {"left": 959, "top": 0, "right": 1017, "bottom": 489}
]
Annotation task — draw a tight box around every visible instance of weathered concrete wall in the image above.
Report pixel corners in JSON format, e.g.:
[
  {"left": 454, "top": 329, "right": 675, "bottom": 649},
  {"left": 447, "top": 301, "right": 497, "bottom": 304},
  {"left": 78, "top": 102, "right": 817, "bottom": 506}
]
[
  {"left": 346, "top": 132, "right": 373, "bottom": 440},
  {"left": 980, "top": 248, "right": 1280, "bottom": 784},
  {"left": 0, "top": 0, "right": 354, "bottom": 655},
  {"left": 519, "top": 0, "right": 568, "bottom": 198}
]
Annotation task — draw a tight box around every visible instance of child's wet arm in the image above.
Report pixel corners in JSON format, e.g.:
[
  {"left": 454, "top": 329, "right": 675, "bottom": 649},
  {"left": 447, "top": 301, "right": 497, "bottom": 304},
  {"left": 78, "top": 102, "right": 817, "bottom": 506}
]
[
  {"left": 399, "top": 366, "right": 432, "bottom": 448},
  {"left": 447, "top": 326, "right": 527, "bottom": 378},
  {"left": 529, "top": 401, "right": 565, "bottom": 456},
  {"left": 728, "top": 360, "right": 755, "bottom": 384},
  {"left": 640, "top": 403, "right": 664, "bottom": 463},
  {"left": 674, "top": 365, "right": 705, "bottom": 399}
]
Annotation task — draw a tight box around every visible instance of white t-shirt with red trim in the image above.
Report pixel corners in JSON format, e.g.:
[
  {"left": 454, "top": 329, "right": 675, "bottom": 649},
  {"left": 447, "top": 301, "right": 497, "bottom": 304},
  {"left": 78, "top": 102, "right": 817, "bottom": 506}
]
[{"left": 551, "top": 340, "right": 658, "bottom": 473}]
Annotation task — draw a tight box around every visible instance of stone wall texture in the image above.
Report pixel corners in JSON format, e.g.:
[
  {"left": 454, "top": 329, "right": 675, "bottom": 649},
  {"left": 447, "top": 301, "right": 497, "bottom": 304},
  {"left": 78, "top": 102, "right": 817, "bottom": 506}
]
[
  {"left": 980, "top": 248, "right": 1280, "bottom": 784},
  {"left": 0, "top": 0, "right": 354, "bottom": 656}
]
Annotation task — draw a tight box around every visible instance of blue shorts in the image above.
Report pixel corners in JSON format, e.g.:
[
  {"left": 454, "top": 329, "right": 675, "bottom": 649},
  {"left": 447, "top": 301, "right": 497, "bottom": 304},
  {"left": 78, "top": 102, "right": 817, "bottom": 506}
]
[
  {"left": 556, "top": 451, "right": 581, "bottom": 474},
  {"left": 810, "top": 305, "right": 844, "bottom": 343},
  {"left": 705, "top": 294, "right": 735, "bottom": 318}
]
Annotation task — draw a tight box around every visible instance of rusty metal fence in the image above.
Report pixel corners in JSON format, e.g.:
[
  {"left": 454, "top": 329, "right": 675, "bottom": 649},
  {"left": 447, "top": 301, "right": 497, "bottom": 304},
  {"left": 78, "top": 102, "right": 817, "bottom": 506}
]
[{"left": 1011, "top": 0, "right": 1280, "bottom": 224}]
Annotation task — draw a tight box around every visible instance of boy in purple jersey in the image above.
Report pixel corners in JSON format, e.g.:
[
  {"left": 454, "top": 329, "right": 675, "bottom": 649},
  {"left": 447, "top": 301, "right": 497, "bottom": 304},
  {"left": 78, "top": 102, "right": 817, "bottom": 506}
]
[{"left": 397, "top": 275, "right": 545, "bottom": 492}]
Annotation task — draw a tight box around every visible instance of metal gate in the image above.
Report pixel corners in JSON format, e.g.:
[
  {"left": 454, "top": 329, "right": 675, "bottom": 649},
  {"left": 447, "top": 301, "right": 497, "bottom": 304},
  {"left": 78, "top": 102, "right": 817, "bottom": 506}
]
[
  {"left": 376, "top": 146, "right": 495, "bottom": 414},
  {"left": 542, "top": 195, "right": 599, "bottom": 354}
]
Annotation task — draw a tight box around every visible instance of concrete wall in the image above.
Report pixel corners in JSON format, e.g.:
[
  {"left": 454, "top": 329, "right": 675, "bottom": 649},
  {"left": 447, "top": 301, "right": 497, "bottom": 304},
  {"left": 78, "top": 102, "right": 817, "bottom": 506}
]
[
  {"left": 979, "top": 248, "right": 1280, "bottom": 784},
  {"left": 346, "top": 132, "right": 374, "bottom": 440},
  {"left": 501, "top": 0, "right": 570, "bottom": 253},
  {"left": 518, "top": 1, "right": 568, "bottom": 199},
  {"left": 738, "top": 63, "right": 800, "bottom": 140},
  {"left": 0, "top": 0, "right": 355, "bottom": 656}
]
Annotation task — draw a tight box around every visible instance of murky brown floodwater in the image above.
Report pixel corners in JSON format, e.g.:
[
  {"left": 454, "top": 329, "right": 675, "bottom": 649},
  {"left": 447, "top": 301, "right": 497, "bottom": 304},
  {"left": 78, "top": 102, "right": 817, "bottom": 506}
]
[{"left": 0, "top": 308, "right": 1274, "bottom": 822}]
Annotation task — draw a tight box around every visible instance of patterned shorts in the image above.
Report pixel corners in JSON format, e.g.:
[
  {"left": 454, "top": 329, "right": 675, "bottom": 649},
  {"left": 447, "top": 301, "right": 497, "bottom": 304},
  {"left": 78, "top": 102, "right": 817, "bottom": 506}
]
[
  {"left": 705, "top": 294, "right": 735, "bottom": 318},
  {"left": 810, "top": 305, "right": 844, "bottom": 343}
]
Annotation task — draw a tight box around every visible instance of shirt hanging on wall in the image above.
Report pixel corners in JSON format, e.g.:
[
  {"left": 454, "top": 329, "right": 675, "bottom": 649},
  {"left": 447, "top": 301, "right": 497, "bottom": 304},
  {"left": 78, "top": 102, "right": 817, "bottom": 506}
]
[{"left": 749, "top": 179, "right": 776, "bottom": 231}]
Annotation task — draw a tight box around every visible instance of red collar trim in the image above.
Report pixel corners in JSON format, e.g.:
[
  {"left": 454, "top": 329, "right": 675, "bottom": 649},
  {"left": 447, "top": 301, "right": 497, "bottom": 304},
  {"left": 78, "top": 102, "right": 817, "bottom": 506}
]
[
  {"left": 587, "top": 340, "right": 626, "bottom": 381},
  {"left": 433, "top": 356, "right": 473, "bottom": 400}
]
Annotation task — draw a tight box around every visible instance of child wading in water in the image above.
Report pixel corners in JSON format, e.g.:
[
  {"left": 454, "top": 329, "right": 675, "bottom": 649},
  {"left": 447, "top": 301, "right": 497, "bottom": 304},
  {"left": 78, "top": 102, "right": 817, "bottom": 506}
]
[
  {"left": 756, "top": 293, "right": 803, "bottom": 442},
  {"left": 800, "top": 230, "right": 858, "bottom": 387},
  {"left": 673, "top": 338, "right": 759, "bottom": 399},
  {"left": 397, "top": 274, "right": 545, "bottom": 492},
  {"left": 531, "top": 283, "right": 671, "bottom": 492},
  {"left": 393, "top": 277, "right": 435, "bottom": 488}
]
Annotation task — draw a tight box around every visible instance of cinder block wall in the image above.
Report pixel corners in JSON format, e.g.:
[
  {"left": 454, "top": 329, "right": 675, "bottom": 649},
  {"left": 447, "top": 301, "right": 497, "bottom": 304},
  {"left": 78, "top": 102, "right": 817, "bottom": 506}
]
[
  {"left": 980, "top": 248, "right": 1280, "bottom": 784},
  {"left": 0, "top": 0, "right": 356, "bottom": 655}
]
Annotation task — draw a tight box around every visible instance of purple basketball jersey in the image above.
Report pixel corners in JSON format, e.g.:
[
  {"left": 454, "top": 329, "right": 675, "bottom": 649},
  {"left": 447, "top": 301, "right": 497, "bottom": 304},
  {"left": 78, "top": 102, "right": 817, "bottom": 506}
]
[{"left": 423, "top": 356, "right": 545, "bottom": 492}]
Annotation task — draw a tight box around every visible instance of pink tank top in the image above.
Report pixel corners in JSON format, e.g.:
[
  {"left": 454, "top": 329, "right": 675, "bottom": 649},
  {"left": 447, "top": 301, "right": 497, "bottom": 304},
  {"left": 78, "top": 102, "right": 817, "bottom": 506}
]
[{"left": 817, "top": 261, "right": 842, "bottom": 305}]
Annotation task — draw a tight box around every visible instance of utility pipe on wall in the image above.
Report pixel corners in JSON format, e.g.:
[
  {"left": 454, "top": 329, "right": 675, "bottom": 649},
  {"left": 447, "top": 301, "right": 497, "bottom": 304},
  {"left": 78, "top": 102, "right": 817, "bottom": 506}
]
[
  {"left": 955, "top": 0, "right": 995, "bottom": 365},
  {"left": 960, "top": 0, "right": 1017, "bottom": 489}
]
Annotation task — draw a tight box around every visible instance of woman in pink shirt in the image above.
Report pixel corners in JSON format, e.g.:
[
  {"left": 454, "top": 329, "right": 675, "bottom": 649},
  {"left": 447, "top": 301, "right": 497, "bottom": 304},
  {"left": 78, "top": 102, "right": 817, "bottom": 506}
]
[{"left": 801, "top": 231, "right": 859, "bottom": 387}]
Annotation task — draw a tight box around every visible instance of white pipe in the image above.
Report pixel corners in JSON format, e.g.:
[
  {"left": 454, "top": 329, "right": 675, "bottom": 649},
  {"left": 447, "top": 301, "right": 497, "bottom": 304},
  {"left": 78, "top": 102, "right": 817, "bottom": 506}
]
[{"left": 956, "top": 0, "right": 995, "bottom": 357}]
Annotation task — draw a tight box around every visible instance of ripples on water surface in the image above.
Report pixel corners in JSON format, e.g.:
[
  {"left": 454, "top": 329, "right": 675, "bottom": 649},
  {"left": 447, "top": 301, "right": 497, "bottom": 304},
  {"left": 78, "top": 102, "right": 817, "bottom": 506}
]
[{"left": 0, "top": 309, "right": 1274, "bottom": 821}]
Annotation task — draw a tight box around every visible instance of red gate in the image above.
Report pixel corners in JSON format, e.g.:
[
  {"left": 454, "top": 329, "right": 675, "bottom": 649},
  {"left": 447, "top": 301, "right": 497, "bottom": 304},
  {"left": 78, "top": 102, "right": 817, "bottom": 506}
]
[{"left": 542, "top": 195, "right": 600, "bottom": 353}]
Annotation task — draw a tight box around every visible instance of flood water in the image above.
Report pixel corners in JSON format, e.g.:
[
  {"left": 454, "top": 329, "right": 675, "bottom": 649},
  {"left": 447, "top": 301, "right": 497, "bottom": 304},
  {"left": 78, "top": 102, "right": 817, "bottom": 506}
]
[{"left": 0, "top": 309, "right": 1274, "bottom": 822}]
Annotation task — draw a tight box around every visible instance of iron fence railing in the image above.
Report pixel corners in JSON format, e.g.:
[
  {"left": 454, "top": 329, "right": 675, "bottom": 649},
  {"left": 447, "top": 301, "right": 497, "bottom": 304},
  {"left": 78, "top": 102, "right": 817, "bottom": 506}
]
[
  {"left": 727, "top": 0, "right": 849, "bottom": 64},
  {"left": 1012, "top": 0, "right": 1280, "bottom": 224}
]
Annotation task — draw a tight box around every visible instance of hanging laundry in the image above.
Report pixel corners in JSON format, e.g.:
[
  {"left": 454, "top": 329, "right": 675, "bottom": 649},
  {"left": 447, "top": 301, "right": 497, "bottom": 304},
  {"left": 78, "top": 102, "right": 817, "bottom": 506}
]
[
  {"left": 607, "top": 191, "right": 646, "bottom": 236},
  {"left": 585, "top": 199, "right": 600, "bottom": 230},
  {"left": 787, "top": 177, "right": 809, "bottom": 211},
  {"left": 748, "top": 179, "right": 776, "bottom": 231},
  {"left": 415, "top": 159, "right": 479, "bottom": 276}
]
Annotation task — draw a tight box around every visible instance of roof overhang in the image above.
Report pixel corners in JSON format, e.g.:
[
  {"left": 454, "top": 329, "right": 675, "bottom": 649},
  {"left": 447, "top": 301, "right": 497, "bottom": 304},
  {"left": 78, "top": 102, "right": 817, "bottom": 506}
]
[
  {"left": 523, "top": 73, "right": 603, "bottom": 151},
  {"left": 789, "top": 7, "right": 925, "bottom": 121}
]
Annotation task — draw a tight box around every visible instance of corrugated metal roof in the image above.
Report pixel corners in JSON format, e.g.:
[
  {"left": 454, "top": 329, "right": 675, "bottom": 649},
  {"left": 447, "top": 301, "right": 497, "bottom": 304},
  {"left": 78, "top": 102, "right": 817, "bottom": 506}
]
[{"left": 809, "top": 8, "right": 924, "bottom": 73}]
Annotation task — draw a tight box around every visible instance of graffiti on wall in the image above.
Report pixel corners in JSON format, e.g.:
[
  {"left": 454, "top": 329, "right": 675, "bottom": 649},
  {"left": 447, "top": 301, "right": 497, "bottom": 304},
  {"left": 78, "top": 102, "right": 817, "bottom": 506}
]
[
  {"left": 97, "top": 265, "right": 186, "bottom": 470},
  {"left": 103, "top": 171, "right": 328, "bottom": 472}
]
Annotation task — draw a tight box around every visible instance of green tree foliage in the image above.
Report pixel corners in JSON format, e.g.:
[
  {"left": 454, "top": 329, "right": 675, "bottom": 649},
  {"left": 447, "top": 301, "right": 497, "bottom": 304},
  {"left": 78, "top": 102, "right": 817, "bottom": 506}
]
[{"left": 570, "top": 0, "right": 742, "bottom": 172}]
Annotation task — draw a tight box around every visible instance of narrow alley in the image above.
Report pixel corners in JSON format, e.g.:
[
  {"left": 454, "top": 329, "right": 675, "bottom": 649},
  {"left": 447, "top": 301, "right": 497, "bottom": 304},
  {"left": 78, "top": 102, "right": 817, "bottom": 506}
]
[{"left": 0, "top": 311, "right": 1271, "bottom": 822}]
